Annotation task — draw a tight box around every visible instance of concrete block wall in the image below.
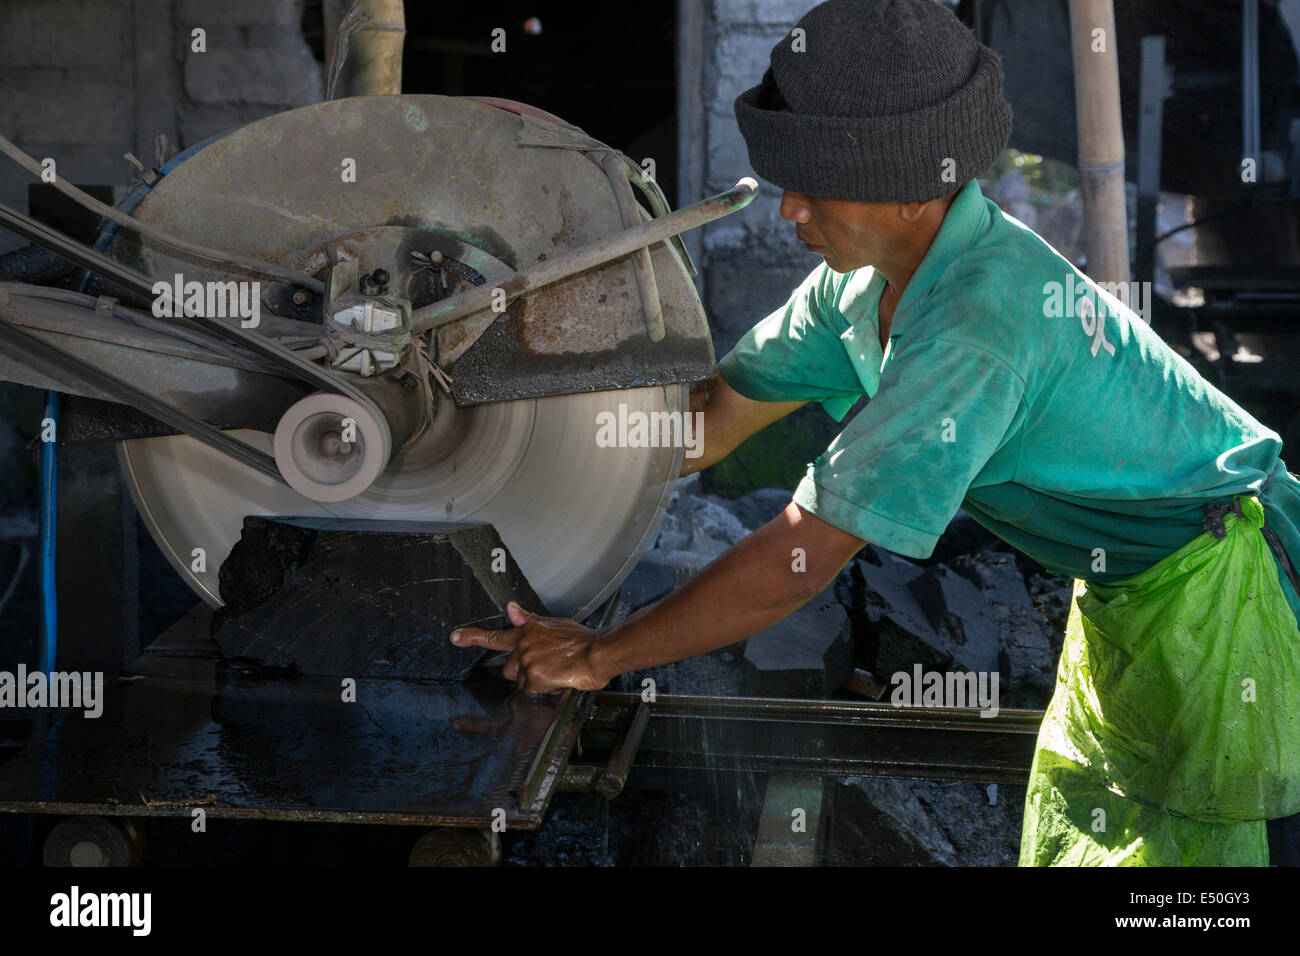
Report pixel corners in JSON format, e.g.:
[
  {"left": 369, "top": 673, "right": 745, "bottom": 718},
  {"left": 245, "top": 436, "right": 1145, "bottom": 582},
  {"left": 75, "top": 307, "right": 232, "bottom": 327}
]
[
  {"left": 0, "top": 0, "right": 323, "bottom": 254},
  {"left": 698, "top": 0, "right": 818, "bottom": 353}
]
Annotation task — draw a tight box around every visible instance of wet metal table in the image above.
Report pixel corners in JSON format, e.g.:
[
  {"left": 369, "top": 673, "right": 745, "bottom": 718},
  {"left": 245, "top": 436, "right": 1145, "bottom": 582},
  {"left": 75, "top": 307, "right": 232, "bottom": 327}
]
[{"left": 0, "top": 606, "right": 587, "bottom": 830}]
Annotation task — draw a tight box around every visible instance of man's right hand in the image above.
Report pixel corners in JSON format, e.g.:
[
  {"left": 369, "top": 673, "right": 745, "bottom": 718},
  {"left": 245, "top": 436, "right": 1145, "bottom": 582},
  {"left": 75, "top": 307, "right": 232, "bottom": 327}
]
[{"left": 450, "top": 602, "right": 608, "bottom": 695}]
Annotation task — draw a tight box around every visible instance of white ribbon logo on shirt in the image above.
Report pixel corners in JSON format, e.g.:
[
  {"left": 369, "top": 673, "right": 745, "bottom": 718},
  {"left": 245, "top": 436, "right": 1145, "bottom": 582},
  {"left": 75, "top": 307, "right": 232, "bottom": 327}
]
[{"left": 1076, "top": 294, "right": 1115, "bottom": 357}]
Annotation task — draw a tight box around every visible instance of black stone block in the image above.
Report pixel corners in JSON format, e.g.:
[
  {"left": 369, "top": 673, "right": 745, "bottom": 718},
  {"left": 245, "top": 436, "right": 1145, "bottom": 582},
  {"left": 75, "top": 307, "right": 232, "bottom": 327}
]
[
  {"left": 858, "top": 548, "right": 1000, "bottom": 679},
  {"left": 740, "top": 587, "right": 852, "bottom": 698},
  {"left": 212, "top": 518, "right": 546, "bottom": 680}
]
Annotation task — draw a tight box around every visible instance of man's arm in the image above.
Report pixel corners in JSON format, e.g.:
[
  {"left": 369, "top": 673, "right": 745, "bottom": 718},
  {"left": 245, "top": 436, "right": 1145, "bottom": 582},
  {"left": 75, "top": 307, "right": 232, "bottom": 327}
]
[
  {"left": 681, "top": 371, "right": 807, "bottom": 476},
  {"left": 450, "top": 500, "right": 868, "bottom": 693}
]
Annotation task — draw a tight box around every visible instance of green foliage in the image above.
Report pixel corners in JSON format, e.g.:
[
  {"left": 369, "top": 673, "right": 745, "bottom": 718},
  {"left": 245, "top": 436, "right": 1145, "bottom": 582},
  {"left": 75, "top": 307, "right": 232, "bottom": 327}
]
[{"left": 982, "top": 148, "right": 1079, "bottom": 195}]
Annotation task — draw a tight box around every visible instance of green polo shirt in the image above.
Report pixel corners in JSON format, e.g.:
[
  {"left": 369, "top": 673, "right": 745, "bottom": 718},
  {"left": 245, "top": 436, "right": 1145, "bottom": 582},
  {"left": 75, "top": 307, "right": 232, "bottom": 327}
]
[{"left": 718, "top": 177, "right": 1300, "bottom": 617}]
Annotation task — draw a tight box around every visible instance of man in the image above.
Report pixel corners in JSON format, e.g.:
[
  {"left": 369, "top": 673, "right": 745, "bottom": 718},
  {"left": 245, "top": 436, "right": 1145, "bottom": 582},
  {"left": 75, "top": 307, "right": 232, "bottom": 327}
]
[{"left": 452, "top": 0, "right": 1300, "bottom": 865}]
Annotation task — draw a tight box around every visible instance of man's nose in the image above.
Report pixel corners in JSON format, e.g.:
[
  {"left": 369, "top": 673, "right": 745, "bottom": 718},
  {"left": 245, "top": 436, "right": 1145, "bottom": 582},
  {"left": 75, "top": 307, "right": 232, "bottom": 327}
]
[{"left": 780, "top": 190, "right": 812, "bottom": 223}]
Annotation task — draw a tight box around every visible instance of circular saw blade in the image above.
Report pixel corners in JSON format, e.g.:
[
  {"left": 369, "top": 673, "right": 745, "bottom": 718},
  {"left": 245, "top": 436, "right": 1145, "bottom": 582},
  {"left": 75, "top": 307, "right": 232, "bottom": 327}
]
[
  {"left": 107, "top": 94, "right": 700, "bottom": 621},
  {"left": 120, "top": 384, "right": 686, "bottom": 621}
]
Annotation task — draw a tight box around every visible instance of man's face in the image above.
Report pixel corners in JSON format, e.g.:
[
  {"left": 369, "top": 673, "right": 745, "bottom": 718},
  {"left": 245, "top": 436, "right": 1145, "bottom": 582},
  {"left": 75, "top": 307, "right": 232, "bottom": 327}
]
[{"left": 780, "top": 190, "right": 902, "bottom": 273}]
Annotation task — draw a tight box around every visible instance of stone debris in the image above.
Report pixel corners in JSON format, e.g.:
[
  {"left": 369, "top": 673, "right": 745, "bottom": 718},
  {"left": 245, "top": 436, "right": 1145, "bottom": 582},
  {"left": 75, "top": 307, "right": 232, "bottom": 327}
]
[
  {"left": 620, "top": 475, "right": 751, "bottom": 609},
  {"left": 856, "top": 546, "right": 1003, "bottom": 681},
  {"left": 950, "top": 552, "right": 1035, "bottom": 612},
  {"left": 903, "top": 563, "right": 1000, "bottom": 673},
  {"left": 908, "top": 778, "right": 1028, "bottom": 866},
  {"left": 622, "top": 481, "right": 1069, "bottom": 708},
  {"left": 606, "top": 481, "right": 1070, "bottom": 863},
  {"left": 1029, "top": 572, "right": 1074, "bottom": 632},
  {"left": 727, "top": 487, "right": 794, "bottom": 530}
]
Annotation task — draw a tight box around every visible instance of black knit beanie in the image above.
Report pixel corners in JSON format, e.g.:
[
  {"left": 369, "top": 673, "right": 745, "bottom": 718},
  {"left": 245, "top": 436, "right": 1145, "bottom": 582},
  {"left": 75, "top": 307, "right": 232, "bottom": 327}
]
[{"left": 734, "top": 0, "right": 1013, "bottom": 202}]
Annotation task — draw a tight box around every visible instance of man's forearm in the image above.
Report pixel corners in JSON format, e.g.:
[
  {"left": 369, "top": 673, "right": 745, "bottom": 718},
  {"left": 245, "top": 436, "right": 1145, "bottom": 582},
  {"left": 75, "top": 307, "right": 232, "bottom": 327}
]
[
  {"left": 587, "top": 504, "right": 863, "bottom": 682},
  {"left": 679, "top": 373, "right": 806, "bottom": 477}
]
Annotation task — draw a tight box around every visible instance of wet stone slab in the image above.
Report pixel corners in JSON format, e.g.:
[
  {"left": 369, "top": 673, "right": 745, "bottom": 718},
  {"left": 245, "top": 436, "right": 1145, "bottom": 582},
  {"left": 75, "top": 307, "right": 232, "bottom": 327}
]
[{"left": 212, "top": 517, "right": 545, "bottom": 680}]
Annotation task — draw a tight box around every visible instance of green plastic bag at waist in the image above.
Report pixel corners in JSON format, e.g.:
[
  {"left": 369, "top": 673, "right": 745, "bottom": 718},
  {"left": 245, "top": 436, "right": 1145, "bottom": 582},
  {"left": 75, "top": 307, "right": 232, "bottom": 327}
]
[{"left": 1058, "top": 495, "right": 1300, "bottom": 822}]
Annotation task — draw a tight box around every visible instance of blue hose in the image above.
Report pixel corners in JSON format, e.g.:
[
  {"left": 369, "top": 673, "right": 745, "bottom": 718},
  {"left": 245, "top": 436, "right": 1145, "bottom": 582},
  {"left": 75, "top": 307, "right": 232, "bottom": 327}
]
[
  {"left": 34, "top": 390, "right": 59, "bottom": 737},
  {"left": 30, "top": 135, "right": 216, "bottom": 733},
  {"left": 36, "top": 390, "right": 58, "bottom": 674}
]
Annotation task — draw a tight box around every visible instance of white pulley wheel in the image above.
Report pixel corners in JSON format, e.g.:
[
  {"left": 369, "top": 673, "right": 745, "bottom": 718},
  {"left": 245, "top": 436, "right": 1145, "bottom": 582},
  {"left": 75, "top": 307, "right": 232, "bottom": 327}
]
[{"left": 273, "top": 393, "right": 392, "bottom": 503}]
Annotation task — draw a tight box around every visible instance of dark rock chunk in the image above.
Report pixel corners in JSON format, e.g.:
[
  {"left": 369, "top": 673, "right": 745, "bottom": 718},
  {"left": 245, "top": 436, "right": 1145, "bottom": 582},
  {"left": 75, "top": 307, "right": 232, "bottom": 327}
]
[
  {"left": 825, "top": 776, "right": 957, "bottom": 866},
  {"left": 212, "top": 517, "right": 545, "bottom": 680},
  {"left": 856, "top": 546, "right": 936, "bottom": 640},
  {"left": 907, "top": 778, "right": 1028, "bottom": 866},
  {"left": 856, "top": 548, "right": 1000, "bottom": 680},
  {"left": 950, "top": 552, "right": 1035, "bottom": 611},
  {"left": 740, "top": 587, "right": 852, "bottom": 698},
  {"left": 1029, "top": 572, "right": 1074, "bottom": 633},
  {"left": 619, "top": 476, "right": 752, "bottom": 611},
  {"left": 948, "top": 555, "right": 1067, "bottom": 708},
  {"left": 923, "top": 509, "right": 1006, "bottom": 565},
  {"left": 619, "top": 559, "right": 679, "bottom": 609},
  {"left": 728, "top": 487, "right": 794, "bottom": 531}
]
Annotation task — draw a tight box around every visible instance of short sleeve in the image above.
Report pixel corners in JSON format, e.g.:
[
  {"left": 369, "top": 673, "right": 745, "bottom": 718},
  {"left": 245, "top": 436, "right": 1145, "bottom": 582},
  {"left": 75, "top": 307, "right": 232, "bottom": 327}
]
[
  {"left": 793, "top": 337, "right": 1026, "bottom": 557},
  {"left": 716, "top": 263, "right": 867, "bottom": 422}
]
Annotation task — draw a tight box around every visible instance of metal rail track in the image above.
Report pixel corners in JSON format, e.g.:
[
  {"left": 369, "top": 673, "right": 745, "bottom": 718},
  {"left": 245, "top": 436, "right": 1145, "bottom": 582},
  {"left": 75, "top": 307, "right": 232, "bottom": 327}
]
[{"left": 567, "top": 692, "right": 1044, "bottom": 789}]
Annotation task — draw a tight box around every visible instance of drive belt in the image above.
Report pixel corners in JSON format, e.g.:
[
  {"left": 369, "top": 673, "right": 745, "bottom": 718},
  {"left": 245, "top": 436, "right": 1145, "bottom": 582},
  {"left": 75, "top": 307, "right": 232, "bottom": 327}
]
[{"left": 0, "top": 199, "right": 389, "bottom": 483}]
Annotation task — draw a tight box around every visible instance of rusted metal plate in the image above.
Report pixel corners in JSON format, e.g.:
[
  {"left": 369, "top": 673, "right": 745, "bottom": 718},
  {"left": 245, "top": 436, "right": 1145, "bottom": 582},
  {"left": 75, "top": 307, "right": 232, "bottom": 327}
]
[
  {"left": 450, "top": 239, "right": 714, "bottom": 405},
  {"left": 0, "top": 611, "right": 587, "bottom": 828}
]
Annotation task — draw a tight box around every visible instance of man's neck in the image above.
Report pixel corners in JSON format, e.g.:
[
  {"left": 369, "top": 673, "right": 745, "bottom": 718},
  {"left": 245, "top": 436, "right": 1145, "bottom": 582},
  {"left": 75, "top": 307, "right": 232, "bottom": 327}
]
[{"left": 875, "top": 194, "right": 954, "bottom": 299}]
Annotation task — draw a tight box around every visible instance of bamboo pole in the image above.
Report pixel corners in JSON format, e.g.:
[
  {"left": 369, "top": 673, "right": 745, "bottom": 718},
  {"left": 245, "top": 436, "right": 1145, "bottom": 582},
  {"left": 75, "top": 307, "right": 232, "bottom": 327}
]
[
  {"left": 1068, "top": 0, "right": 1131, "bottom": 283},
  {"left": 324, "top": 0, "right": 406, "bottom": 98}
]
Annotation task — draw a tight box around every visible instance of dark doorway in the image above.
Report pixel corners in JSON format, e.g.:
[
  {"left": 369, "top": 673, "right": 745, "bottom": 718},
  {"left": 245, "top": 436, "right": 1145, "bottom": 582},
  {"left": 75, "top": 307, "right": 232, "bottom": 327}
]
[{"left": 400, "top": 1, "right": 679, "bottom": 203}]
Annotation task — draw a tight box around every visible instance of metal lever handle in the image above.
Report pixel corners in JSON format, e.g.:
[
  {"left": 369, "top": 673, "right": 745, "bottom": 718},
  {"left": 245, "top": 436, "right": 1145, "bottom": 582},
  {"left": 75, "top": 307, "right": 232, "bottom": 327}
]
[{"left": 409, "top": 178, "right": 759, "bottom": 336}]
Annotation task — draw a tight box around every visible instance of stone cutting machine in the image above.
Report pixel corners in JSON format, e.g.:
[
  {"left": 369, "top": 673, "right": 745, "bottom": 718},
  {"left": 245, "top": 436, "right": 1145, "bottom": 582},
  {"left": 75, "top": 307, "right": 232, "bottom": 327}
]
[
  {"left": 0, "top": 95, "right": 763, "bottom": 863},
  {"left": 0, "top": 94, "right": 754, "bottom": 621}
]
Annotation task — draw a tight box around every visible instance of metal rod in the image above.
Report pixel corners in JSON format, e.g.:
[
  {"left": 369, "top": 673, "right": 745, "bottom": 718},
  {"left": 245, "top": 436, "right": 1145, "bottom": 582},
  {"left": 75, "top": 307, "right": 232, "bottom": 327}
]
[
  {"left": 1242, "top": 0, "right": 1261, "bottom": 169},
  {"left": 594, "top": 691, "right": 1044, "bottom": 730},
  {"left": 0, "top": 133, "right": 324, "bottom": 293},
  {"left": 516, "top": 689, "right": 590, "bottom": 811},
  {"left": 595, "top": 700, "right": 651, "bottom": 798},
  {"left": 410, "top": 178, "right": 758, "bottom": 334},
  {"left": 599, "top": 152, "right": 665, "bottom": 343},
  {"left": 34, "top": 389, "right": 59, "bottom": 740},
  {"left": 1135, "top": 35, "right": 1168, "bottom": 298},
  {"left": 0, "top": 321, "right": 282, "bottom": 481}
]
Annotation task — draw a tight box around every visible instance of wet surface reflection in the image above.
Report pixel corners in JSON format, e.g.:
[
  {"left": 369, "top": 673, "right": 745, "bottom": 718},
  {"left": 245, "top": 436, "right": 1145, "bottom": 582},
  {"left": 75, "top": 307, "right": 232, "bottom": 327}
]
[{"left": 0, "top": 656, "right": 570, "bottom": 826}]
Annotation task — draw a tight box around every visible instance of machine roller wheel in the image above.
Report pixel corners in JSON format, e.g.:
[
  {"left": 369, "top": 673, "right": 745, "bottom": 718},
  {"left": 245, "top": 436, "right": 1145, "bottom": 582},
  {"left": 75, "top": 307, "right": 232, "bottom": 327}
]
[
  {"left": 408, "top": 828, "right": 501, "bottom": 867},
  {"left": 42, "top": 816, "right": 144, "bottom": 868}
]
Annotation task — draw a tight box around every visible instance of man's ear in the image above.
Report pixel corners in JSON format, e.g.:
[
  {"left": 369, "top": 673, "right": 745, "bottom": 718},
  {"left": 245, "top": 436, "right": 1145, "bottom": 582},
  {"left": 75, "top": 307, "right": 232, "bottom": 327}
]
[{"left": 897, "top": 199, "right": 935, "bottom": 223}]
